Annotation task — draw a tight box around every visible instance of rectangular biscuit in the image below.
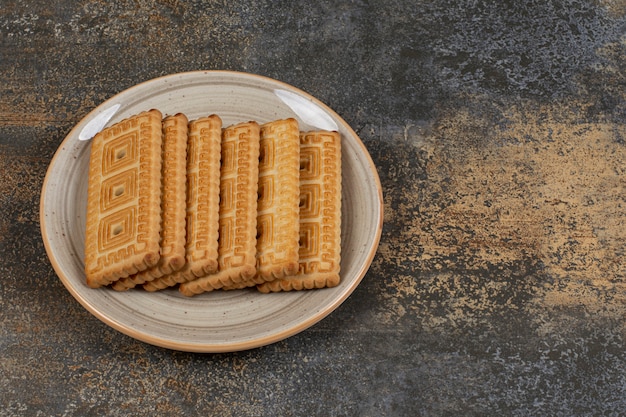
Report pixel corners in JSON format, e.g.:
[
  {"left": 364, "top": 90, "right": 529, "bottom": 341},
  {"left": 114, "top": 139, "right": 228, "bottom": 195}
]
[
  {"left": 112, "top": 113, "right": 189, "bottom": 291},
  {"left": 179, "top": 121, "right": 260, "bottom": 296},
  {"left": 84, "top": 109, "right": 164, "bottom": 288},
  {"left": 220, "top": 118, "right": 301, "bottom": 291},
  {"left": 143, "top": 115, "right": 222, "bottom": 291},
  {"left": 257, "top": 130, "right": 342, "bottom": 293}
]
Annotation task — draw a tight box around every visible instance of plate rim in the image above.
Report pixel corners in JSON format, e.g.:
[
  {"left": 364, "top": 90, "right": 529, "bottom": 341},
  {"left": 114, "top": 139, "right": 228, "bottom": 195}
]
[{"left": 39, "top": 70, "right": 383, "bottom": 352}]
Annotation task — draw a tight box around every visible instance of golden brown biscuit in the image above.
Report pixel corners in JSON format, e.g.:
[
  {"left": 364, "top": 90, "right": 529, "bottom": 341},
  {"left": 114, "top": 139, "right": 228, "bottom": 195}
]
[
  {"left": 143, "top": 114, "right": 222, "bottom": 291},
  {"left": 179, "top": 121, "right": 260, "bottom": 296},
  {"left": 112, "top": 113, "right": 189, "bottom": 291},
  {"left": 257, "top": 130, "right": 342, "bottom": 293},
  {"left": 255, "top": 118, "right": 301, "bottom": 280},
  {"left": 84, "top": 109, "right": 164, "bottom": 288}
]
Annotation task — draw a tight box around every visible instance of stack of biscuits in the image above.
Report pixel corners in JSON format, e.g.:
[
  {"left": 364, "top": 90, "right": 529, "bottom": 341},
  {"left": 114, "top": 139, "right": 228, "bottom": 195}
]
[{"left": 83, "top": 109, "right": 341, "bottom": 296}]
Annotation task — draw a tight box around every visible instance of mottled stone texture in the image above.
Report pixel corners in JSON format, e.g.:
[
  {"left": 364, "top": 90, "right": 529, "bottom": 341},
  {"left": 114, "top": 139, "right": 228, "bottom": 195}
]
[{"left": 1, "top": 1, "right": 625, "bottom": 416}]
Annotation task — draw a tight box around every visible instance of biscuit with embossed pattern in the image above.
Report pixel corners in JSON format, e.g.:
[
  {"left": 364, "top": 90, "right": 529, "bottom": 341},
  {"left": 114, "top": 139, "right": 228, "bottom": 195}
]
[
  {"left": 179, "top": 121, "right": 260, "bottom": 296},
  {"left": 84, "top": 109, "right": 163, "bottom": 288},
  {"left": 257, "top": 130, "right": 341, "bottom": 293}
]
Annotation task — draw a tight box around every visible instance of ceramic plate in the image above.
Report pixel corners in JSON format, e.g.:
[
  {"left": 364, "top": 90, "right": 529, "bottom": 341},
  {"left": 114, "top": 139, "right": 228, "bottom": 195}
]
[{"left": 40, "top": 71, "right": 383, "bottom": 352}]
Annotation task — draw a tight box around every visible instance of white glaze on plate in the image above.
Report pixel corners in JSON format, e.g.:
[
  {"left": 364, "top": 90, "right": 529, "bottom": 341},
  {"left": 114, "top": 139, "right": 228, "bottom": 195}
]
[{"left": 40, "top": 71, "right": 383, "bottom": 352}]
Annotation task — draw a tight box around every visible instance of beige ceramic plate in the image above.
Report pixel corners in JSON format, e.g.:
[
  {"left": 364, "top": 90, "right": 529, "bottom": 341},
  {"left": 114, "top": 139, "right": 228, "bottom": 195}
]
[{"left": 40, "top": 71, "right": 383, "bottom": 352}]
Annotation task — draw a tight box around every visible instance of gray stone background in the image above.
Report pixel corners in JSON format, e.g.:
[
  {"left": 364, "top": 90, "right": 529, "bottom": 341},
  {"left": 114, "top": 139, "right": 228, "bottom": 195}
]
[{"left": 1, "top": 1, "right": 625, "bottom": 415}]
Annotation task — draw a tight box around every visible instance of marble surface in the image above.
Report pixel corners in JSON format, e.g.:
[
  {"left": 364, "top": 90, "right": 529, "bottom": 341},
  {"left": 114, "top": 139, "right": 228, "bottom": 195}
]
[{"left": 1, "top": 1, "right": 625, "bottom": 415}]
